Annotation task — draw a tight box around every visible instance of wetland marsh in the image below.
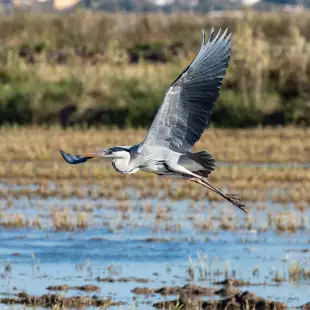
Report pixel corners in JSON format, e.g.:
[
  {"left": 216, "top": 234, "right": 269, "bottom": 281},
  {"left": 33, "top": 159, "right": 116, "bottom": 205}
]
[
  {"left": 1, "top": 9, "right": 310, "bottom": 309},
  {"left": 0, "top": 127, "right": 309, "bottom": 309}
]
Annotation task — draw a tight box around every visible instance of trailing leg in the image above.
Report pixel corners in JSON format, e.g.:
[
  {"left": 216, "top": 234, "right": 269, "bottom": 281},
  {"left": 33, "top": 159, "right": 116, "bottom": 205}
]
[{"left": 190, "top": 177, "right": 247, "bottom": 213}]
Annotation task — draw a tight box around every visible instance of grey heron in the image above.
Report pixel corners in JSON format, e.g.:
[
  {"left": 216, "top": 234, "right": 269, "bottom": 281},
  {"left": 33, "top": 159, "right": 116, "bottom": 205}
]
[{"left": 60, "top": 28, "right": 247, "bottom": 213}]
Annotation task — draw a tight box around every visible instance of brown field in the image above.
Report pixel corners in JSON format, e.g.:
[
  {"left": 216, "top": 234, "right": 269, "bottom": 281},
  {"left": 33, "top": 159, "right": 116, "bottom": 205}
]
[{"left": 0, "top": 127, "right": 309, "bottom": 232}]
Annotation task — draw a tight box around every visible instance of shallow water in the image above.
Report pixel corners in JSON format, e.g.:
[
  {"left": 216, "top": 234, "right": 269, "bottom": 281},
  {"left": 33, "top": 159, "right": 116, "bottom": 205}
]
[{"left": 0, "top": 181, "right": 309, "bottom": 309}]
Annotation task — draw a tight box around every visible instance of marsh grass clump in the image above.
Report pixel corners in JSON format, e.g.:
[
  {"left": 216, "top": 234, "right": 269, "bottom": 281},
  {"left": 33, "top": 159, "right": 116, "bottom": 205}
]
[
  {"left": 187, "top": 257, "right": 195, "bottom": 281},
  {"left": 288, "top": 261, "right": 310, "bottom": 282},
  {"left": 274, "top": 212, "right": 305, "bottom": 233},
  {"left": 30, "top": 216, "right": 42, "bottom": 229},
  {"left": 0, "top": 214, "right": 26, "bottom": 228},
  {"left": 198, "top": 215, "right": 213, "bottom": 232},
  {"left": 197, "top": 252, "right": 208, "bottom": 281},
  {"left": 77, "top": 212, "right": 88, "bottom": 230},
  {"left": 220, "top": 214, "right": 236, "bottom": 231},
  {"left": 52, "top": 210, "right": 74, "bottom": 231},
  {"left": 273, "top": 270, "right": 285, "bottom": 283},
  {"left": 52, "top": 209, "right": 90, "bottom": 231}
]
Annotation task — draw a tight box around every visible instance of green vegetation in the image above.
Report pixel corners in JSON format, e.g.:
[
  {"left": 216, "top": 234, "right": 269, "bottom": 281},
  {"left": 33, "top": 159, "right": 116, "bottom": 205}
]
[{"left": 0, "top": 11, "right": 310, "bottom": 127}]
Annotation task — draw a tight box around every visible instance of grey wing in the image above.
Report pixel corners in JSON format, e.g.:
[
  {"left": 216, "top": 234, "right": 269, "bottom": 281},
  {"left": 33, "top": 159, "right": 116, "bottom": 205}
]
[{"left": 142, "top": 28, "right": 231, "bottom": 153}]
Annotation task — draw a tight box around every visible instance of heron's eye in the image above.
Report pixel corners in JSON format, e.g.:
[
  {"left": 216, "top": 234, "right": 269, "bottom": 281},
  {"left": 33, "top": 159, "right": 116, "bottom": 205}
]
[{"left": 106, "top": 149, "right": 112, "bottom": 155}]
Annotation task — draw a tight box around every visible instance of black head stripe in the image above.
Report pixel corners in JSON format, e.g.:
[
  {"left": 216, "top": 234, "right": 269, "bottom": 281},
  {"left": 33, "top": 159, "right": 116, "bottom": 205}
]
[{"left": 111, "top": 147, "right": 129, "bottom": 152}]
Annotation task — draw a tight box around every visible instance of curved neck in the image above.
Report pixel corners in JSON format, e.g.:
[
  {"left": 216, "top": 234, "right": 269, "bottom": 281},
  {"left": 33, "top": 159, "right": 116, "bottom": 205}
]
[{"left": 112, "top": 152, "right": 135, "bottom": 174}]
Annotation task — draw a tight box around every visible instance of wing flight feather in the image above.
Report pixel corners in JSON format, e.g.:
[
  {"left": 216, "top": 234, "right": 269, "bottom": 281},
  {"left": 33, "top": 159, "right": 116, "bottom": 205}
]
[{"left": 143, "top": 28, "right": 231, "bottom": 153}]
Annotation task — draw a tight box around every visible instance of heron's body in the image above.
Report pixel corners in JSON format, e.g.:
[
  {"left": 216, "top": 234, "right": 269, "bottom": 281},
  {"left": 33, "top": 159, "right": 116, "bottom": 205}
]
[
  {"left": 60, "top": 28, "right": 247, "bottom": 213},
  {"left": 102, "top": 144, "right": 213, "bottom": 179},
  {"left": 105, "top": 145, "right": 184, "bottom": 177}
]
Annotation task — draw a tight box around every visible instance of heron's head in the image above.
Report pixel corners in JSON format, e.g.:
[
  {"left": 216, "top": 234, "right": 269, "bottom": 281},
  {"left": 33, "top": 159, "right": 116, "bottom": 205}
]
[{"left": 85, "top": 146, "right": 130, "bottom": 160}]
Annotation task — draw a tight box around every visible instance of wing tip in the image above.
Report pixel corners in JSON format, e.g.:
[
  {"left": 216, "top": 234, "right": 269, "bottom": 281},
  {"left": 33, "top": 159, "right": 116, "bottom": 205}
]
[
  {"left": 59, "top": 148, "right": 71, "bottom": 164},
  {"left": 207, "top": 27, "right": 215, "bottom": 43},
  {"left": 201, "top": 28, "right": 206, "bottom": 46},
  {"left": 207, "top": 27, "right": 232, "bottom": 44},
  {"left": 59, "top": 148, "right": 65, "bottom": 158},
  {"left": 60, "top": 149, "right": 92, "bottom": 165}
]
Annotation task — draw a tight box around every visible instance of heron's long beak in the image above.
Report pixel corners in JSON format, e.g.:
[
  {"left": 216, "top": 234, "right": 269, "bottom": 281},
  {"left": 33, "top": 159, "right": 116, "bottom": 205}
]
[
  {"left": 83, "top": 149, "right": 106, "bottom": 158},
  {"left": 83, "top": 152, "right": 98, "bottom": 158},
  {"left": 84, "top": 151, "right": 101, "bottom": 158}
]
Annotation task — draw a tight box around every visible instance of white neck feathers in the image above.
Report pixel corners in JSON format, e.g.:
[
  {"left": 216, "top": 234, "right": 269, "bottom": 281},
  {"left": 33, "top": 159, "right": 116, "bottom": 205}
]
[{"left": 112, "top": 151, "right": 138, "bottom": 174}]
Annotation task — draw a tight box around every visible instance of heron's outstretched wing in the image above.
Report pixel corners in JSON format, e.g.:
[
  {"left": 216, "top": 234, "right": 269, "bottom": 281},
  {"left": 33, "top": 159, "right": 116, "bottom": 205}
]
[
  {"left": 60, "top": 149, "right": 92, "bottom": 165},
  {"left": 142, "top": 28, "right": 231, "bottom": 153}
]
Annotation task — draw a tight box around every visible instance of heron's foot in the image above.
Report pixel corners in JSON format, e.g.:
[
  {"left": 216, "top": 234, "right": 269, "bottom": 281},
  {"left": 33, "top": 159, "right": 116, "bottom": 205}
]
[
  {"left": 226, "top": 194, "right": 247, "bottom": 213},
  {"left": 226, "top": 193, "right": 240, "bottom": 200}
]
